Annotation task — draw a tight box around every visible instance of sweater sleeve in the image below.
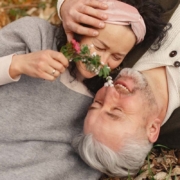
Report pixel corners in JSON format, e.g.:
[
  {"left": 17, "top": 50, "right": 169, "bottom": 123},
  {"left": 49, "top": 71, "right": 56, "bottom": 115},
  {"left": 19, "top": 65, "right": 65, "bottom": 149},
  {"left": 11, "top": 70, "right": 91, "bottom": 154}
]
[
  {"left": 0, "top": 54, "right": 21, "bottom": 85},
  {"left": 0, "top": 17, "right": 58, "bottom": 85}
]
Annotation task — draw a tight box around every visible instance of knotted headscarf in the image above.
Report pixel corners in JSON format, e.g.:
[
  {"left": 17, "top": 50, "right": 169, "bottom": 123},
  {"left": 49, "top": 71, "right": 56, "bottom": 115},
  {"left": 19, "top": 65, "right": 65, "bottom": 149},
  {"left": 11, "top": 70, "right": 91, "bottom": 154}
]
[{"left": 100, "top": 0, "right": 146, "bottom": 44}]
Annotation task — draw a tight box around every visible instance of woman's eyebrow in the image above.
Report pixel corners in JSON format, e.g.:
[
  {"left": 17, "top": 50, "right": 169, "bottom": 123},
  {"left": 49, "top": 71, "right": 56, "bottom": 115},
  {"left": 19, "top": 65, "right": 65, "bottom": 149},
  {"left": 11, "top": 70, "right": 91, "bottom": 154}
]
[
  {"left": 96, "top": 39, "right": 109, "bottom": 49},
  {"left": 97, "top": 39, "right": 126, "bottom": 57}
]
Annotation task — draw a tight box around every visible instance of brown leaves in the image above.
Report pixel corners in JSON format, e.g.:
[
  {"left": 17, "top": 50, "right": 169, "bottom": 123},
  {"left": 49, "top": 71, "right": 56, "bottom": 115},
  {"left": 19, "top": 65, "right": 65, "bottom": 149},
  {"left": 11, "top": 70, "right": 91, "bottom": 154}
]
[
  {"left": 0, "top": 8, "right": 10, "bottom": 28},
  {"left": 100, "top": 147, "right": 180, "bottom": 180},
  {"left": 0, "top": 0, "right": 60, "bottom": 29}
]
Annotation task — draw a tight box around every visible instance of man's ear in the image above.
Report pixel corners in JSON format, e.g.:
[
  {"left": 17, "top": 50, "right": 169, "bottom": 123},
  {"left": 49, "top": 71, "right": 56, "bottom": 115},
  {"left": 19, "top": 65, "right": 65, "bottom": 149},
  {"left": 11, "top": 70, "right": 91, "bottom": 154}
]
[{"left": 146, "top": 118, "right": 161, "bottom": 143}]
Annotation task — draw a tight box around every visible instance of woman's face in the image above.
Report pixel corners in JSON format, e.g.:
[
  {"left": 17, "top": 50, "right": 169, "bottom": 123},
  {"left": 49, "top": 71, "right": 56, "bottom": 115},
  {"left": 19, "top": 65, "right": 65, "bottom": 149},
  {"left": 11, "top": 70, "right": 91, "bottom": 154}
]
[{"left": 76, "top": 23, "right": 136, "bottom": 78}]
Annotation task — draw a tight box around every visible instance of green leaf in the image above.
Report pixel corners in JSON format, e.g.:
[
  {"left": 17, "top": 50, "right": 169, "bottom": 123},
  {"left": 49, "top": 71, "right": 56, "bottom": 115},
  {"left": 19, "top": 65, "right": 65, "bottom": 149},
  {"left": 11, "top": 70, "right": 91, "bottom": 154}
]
[{"left": 60, "top": 41, "right": 111, "bottom": 79}]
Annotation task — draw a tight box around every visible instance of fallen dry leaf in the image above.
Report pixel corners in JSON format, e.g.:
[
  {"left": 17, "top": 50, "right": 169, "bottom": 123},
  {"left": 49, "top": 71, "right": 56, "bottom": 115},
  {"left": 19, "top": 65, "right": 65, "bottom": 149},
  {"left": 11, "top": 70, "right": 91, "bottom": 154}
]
[{"left": 153, "top": 172, "right": 167, "bottom": 180}]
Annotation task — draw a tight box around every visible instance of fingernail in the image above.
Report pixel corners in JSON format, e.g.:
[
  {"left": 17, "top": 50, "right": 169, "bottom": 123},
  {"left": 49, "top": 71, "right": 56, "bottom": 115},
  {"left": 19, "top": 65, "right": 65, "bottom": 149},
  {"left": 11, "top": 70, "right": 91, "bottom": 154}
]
[
  {"left": 102, "top": 3, "right": 108, "bottom": 8},
  {"left": 101, "top": 14, "right": 108, "bottom": 19},
  {"left": 93, "top": 31, "right": 99, "bottom": 36},
  {"left": 99, "top": 22, "right": 105, "bottom": 28}
]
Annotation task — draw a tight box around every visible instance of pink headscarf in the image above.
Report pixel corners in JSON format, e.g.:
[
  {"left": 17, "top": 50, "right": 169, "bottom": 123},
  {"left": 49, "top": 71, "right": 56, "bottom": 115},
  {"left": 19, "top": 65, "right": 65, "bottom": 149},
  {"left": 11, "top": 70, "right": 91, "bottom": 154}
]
[{"left": 99, "top": 0, "right": 146, "bottom": 44}]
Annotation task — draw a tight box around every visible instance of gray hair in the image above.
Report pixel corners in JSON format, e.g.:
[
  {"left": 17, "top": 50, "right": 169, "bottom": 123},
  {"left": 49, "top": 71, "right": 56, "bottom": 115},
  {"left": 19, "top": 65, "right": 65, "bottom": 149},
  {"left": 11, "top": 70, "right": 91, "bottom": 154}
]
[{"left": 72, "top": 133, "right": 152, "bottom": 177}]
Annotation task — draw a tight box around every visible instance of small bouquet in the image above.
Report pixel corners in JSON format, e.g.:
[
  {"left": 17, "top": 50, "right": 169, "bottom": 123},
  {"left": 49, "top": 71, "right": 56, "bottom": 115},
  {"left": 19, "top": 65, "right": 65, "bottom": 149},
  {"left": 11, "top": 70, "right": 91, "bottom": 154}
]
[{"left": 60, "top": 39, "right": 114, "bottom": 86}]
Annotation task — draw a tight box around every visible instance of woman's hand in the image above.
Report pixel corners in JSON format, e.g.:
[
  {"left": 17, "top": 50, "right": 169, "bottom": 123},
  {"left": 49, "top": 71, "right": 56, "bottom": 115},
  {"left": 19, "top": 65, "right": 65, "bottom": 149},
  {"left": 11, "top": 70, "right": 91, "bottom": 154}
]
[
  {"left": 60, "top": 0, "right": 108, "bottom": 41},
  {"left": 10, "top": 50, "right": 69, "bottom": 81}
]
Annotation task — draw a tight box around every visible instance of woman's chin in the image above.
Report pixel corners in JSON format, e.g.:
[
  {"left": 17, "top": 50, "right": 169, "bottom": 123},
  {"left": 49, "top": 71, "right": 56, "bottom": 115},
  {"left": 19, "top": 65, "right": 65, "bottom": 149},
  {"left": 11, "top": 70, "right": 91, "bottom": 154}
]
[
  {"left": 76, "top": 63, "right": 96, "bottom": 79},
  {"left": 80, "top": 70, "right": 96, "bottom": 79}
]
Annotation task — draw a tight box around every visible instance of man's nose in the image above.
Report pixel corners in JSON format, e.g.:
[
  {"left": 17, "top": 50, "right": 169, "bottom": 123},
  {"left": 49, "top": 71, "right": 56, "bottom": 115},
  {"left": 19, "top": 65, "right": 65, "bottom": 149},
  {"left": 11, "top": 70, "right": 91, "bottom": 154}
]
[
  {"left": 104, "top": 86, "right": 120, "bottom": 104},
  {"left": 99, "top": 87, "right": 120, "bottom": 113}
]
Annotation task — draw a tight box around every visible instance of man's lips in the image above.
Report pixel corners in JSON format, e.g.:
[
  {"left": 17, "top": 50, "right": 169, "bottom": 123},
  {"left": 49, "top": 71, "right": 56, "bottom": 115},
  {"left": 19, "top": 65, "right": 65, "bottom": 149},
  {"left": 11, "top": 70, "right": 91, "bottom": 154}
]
[{"left": 114, "top": 80, "right": 131, "bottom": 94}]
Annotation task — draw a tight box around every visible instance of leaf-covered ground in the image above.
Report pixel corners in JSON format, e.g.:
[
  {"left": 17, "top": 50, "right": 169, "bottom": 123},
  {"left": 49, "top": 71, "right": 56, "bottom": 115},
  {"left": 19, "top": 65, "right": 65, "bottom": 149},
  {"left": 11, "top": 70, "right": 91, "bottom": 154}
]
[
  {"left": 0, "top": 0, "right": 60, "bottom": 29},
  {"left": 100, "top": 147, "right": 180, "bottom": 180},
  {"left": 1, "top": 1, "right": 180, "bottom": 179}
]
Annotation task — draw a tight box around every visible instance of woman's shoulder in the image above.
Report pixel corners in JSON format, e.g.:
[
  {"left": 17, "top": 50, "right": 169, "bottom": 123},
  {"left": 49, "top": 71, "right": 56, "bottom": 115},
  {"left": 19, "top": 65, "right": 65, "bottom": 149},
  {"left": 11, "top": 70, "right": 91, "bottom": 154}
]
[
  {"left": 159, "top": 0, "right": 180, "bottom": 21},
  {"left": 156, "top": 0, "right": 179, "bottom": 12}
]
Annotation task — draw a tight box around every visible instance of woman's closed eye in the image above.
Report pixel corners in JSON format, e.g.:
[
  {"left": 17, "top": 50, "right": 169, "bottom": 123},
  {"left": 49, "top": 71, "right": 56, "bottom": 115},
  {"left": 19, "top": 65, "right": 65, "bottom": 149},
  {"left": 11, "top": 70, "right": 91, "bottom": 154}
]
[
  {"left": 94, "top": 45, "right": 124, "bottom": 61},
  {"left": 94, "top": 46, "right": 106, "bottom": 51},
  {"left": 112, "top": 54, "right": 124, "bottom": 61}
]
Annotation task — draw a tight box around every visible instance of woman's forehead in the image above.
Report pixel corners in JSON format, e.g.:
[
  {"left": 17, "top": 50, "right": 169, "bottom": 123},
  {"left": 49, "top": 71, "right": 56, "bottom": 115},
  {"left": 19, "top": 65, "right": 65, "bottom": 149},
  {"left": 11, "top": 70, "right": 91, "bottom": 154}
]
[{"left": 96, "top": 24, "right": 136, "bottom": 51}]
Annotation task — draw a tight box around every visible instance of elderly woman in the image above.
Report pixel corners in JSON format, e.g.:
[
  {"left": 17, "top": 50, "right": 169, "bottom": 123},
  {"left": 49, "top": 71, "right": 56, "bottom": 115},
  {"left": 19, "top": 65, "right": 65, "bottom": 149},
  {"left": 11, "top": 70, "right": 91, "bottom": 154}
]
[{"left": 0, "top": 0, "right": 169, "bottom": 179}]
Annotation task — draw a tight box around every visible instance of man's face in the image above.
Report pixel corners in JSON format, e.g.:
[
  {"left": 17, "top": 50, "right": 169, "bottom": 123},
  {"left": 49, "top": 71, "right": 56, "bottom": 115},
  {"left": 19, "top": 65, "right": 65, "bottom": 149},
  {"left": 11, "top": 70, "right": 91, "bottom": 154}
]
[{"left": 83, "top": 68, "right": 158, "bottom": 151}]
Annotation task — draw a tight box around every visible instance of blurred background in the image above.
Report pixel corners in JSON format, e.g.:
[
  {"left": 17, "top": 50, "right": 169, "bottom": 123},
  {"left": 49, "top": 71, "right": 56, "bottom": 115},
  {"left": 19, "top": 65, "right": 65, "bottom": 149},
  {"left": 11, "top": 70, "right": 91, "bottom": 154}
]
[{"left": 0, "top": 0, "right": 60, "bottom": 29}]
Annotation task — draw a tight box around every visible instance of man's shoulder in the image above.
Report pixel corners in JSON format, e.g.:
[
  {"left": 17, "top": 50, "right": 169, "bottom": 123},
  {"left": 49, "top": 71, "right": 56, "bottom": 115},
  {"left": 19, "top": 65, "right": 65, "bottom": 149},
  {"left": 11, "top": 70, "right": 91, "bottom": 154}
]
[
  {"left": 1, "top": 16, "right": 58, "bottom": 42},
  {"left": 10, "top": 16, "right": 53, "bottom": 29}
]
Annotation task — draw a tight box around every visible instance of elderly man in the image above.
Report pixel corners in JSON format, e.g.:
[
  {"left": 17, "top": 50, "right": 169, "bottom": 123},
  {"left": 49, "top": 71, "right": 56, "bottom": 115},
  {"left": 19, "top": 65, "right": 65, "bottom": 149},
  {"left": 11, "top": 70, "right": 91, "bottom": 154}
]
[
  {"left": 72, "top": 3, "right": 180, "bottom": 177},
  {"left": 59, "top": 0, "right": 180, "bottom": 149}
]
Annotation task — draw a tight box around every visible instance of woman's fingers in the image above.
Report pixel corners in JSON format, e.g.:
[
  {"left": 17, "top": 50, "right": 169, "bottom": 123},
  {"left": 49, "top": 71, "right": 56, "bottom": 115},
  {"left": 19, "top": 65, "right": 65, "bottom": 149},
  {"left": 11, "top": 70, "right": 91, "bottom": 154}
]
[
  {"left": 49, "top": 50, "right": 69, "bottom": 68},
  {"left": 43, "top": 68, "right": 60, "bottom": 81},
  {"left": 11, "top": 50, "right": 69, "bottom": 81},
  {"left": 36, "top": 50, "right": 68, "bottom": 80},
  {"left": 45, "top": 63, "right": 65, "bottom": 78},
  {"left": 60, "top": 0, "right": 108, "bottom": 41},
  {"left": 78, "top": 0, "right": 108, "bottom": 20},
  {"left": 64, "top": 21, "right": 100, "bottom": 39}
]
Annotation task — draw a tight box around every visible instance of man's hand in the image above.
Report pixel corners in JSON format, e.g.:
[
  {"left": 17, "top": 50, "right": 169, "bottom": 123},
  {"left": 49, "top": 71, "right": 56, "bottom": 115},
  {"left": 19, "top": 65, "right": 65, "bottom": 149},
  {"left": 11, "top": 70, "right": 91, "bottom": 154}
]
[
  {"left": 60, "top": 0, "right": 108, "bottom": 41},
  {"left": 10, "top": 50, "right": 69, "bottom": 81}
]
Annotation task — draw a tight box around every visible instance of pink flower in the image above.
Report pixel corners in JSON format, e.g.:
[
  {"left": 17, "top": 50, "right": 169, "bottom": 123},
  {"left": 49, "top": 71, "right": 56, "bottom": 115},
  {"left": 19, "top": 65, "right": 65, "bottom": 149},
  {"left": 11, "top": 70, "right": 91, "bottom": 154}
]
[{"left": 71, "top": 39, "right": 81, "bottom": 54}]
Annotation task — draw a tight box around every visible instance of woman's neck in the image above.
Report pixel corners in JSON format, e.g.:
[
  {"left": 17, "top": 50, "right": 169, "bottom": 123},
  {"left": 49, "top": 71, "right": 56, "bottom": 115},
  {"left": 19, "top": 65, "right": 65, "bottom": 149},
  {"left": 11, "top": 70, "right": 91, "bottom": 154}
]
[{"left": 74, "top": 68, "right": 85, "bottom": 82}]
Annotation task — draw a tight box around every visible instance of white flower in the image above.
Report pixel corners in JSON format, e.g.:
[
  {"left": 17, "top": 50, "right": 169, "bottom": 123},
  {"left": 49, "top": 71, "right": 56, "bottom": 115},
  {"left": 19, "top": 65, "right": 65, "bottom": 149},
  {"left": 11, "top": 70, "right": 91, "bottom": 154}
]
[
  {"left": 82, "top": 59, "right": 86, "bottom": 62},
  {"left": 91, "top": 52, "right": 97, "bottom": 56},
  {"left": 107, "top": 66, "right": 110, "bottom": 69},
  {"left": 106, "top": 76, "right": 112, "bottom": 80},
  {"left": 88, "top": 64, "right": 96, "bottom": 72},
  {"left": 104, "top": 76, "right": 114, "bottom": 87},
  {"left": 108, "top": 79, "right": 113, "bottom": 84},
  {"left": 89, "top": 44, "right": 94, "bottom": 48},
  {"left": 101, "top": 61, "right": 105, "bottom": 65},
  {"left": 104, "top": 82, "right": 109, "bottom": 87},
  {"left": 94, "top": 69, "right": 100, "bottom": 75}
]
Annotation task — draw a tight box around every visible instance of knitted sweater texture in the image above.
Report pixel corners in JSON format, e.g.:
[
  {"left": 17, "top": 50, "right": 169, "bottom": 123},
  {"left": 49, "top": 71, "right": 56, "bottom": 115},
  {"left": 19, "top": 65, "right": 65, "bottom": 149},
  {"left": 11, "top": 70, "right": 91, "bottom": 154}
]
[{"left": 0, "top": 17, "right": 101, "bottom": 180}]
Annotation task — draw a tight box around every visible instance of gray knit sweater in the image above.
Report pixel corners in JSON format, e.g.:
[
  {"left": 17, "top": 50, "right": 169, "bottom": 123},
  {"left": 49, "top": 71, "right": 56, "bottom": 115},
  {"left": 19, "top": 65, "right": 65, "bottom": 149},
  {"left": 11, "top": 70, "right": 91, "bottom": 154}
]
[{"left": 0, "top": 17, "right": 101, "bottom": 180}]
